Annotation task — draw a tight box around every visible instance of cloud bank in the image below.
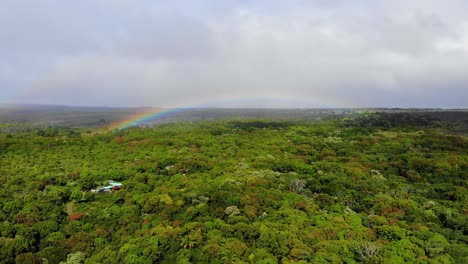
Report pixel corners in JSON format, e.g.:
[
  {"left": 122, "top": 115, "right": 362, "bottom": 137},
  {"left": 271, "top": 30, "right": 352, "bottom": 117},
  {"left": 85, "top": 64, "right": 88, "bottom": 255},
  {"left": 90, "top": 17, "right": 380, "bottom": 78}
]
[{"left": 1, "top": 0, "right": 467, "bottom": 108}]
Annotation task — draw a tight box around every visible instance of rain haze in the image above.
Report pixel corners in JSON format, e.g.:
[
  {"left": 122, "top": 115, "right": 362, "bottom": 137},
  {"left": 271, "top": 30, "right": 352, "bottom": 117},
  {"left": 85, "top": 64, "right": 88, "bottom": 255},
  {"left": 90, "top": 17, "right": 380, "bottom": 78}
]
[{"left": 1, "top": 0, "right": 468, "bottom": 108}]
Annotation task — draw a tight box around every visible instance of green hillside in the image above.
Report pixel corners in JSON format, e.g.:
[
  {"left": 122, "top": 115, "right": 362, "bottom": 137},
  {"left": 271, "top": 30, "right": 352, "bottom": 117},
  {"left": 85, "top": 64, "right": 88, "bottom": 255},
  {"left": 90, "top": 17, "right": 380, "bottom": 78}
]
[{"left": 0, "top": 119, "right": 467, "bottom": 263}]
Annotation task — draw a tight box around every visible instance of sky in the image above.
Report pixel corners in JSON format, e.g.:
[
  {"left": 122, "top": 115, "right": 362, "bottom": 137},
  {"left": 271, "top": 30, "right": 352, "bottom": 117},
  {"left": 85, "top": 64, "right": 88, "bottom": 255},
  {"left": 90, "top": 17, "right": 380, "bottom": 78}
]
[{"left": 1, "top": 0, "right": 467, "bottom": 108}]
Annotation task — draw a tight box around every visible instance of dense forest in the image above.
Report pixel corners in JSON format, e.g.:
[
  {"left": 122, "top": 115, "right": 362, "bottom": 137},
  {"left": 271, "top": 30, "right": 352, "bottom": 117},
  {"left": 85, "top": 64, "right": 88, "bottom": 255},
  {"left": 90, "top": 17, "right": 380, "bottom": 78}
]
[{"left": 0, "top": 116, "right": 467, "bottom": 263}]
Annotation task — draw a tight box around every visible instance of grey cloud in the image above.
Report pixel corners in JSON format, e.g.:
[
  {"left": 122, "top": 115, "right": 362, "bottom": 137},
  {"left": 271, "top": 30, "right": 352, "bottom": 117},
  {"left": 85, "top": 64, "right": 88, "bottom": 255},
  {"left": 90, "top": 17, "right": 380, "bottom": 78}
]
[
  {"left": 117, "top": 14, "right": 215, "bottom": 60},
  {"left": 0, "top": 1, "right": 102, "bottom": 58},
  {"left": 2, "top": 0, "right": 468, "bottom": 108}
]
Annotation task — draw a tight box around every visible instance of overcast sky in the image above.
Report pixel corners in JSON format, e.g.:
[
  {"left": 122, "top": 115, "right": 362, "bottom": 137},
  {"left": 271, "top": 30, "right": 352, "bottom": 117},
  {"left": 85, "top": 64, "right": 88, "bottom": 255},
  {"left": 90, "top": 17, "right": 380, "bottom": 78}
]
[{"left": 1, "top": 0, "right": 467, "bottom": 108}]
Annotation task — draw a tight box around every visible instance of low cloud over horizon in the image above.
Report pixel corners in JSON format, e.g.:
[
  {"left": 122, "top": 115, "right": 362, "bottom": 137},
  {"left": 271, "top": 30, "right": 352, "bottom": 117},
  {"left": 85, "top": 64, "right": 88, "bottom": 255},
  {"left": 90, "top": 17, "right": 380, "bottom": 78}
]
[{"left": 1, "top": 0, "right": 467, "bottom": 108}]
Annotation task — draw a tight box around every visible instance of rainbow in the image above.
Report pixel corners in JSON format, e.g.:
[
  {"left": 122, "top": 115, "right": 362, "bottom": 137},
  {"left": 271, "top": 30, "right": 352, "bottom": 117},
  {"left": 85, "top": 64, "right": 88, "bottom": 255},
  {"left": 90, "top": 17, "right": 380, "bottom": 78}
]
[
  {"left": 105, "top": 96, "right": 350, "bottom": 130},
  {"left": 107, "top": 107, "right": 193, "bottom": 130}
]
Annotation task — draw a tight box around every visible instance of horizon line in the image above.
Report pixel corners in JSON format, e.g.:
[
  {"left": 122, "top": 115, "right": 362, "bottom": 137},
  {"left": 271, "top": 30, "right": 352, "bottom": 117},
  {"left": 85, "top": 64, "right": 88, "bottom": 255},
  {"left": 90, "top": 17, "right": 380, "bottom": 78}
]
[{"left": 0, "top": 102, "right": 467, "bottom": 110}]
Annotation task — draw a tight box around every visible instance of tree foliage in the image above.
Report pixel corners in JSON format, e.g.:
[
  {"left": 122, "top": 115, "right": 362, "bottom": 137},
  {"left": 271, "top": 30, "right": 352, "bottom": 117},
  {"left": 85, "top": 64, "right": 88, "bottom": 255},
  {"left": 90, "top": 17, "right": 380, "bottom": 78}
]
[{"left": 0, "top": 118, "right": 466, "bottom": 263}]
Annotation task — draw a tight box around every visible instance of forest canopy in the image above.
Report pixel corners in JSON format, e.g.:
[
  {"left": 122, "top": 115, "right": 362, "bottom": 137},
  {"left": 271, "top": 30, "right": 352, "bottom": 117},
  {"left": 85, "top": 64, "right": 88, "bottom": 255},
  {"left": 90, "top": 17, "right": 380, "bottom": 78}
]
[{"left": 0, "top": 115, "right": 467, "bottom": 263}]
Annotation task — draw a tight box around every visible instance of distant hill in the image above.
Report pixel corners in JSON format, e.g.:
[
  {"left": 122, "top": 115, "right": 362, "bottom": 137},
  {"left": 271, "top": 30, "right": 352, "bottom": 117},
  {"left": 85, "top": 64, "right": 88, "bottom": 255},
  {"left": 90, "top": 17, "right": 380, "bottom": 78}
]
[{"left": 0, "top": 104, "right": 466, "bottom": 133}]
